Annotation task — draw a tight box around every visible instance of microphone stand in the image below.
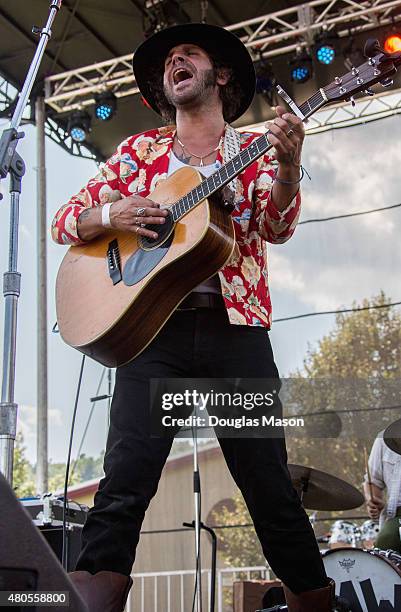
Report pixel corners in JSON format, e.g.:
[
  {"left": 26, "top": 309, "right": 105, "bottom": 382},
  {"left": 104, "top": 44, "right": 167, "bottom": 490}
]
[
  {"left": 192, "top": 412, "right": 203, "bottom": 612},
  {"left": 0, "top": 1, "right": 63, "bottom": 484}
]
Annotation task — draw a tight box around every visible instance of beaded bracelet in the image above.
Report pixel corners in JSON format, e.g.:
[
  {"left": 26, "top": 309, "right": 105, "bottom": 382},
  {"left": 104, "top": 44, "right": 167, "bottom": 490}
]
[{"left": 273, "top": 165, "right": 311, "bottom": 185}]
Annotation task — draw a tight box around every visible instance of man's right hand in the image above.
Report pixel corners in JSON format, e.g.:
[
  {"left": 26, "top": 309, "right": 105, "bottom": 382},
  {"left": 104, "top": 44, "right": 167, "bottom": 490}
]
[
  {"left": 110, "top": 195, "right": 168, "bottom": 239},
  {"left": 366, "top": 496, "right": 385, "bottom": 520},
  {"left": 77, "top": 195, "right": 168, "bottom": 242}
]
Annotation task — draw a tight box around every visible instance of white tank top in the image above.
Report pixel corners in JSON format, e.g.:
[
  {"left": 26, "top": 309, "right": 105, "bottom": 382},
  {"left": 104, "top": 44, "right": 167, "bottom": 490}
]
[{"left": 167, "top": 151, "right": 221, "bottom": 295}]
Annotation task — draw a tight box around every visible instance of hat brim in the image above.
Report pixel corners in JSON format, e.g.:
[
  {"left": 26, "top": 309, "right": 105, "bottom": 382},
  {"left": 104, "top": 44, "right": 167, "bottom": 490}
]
[{"left": 132, "top": 23, "right": 255, "bottom": 122}]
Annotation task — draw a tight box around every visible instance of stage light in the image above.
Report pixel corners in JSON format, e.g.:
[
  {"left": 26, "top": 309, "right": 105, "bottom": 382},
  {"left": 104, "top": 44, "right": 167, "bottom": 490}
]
[
  {"left": 255, "top": 59, "right": 276, "bottom": 100},
  {"left": 384, "top": 33, "right": 401, "bottom": 54},
  {"left": 315, "top": 32, "right": 338, "bottom": 65},
  {"left": 143, "top": 0, "right": 190, "bottom": 37},
  {"left": 316, "top": 43, "right": 336, "bottom": 65},
  {"left": 68, "top": 111, "right": 91, "bottom": 143},
  {"left": 94, "top": 91, "right": 117, "bottom": 122},
  {"left": 290, "top": 51, "right": 312, "bottom": 84}
]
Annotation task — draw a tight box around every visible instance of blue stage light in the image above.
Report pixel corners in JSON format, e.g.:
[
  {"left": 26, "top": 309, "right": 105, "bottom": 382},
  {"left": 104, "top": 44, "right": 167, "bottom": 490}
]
[
  {"left": 290, "top": 51, "right": 313, "bottom": 84},
  {"left": 291, "top": 65, "right": 311, "bottom": 83},
  {"left": 70, "top": 126, "right": 86, "bottom": 142},
  {"left": 316, "top": 44, "right": 336, "bottom": 65},
  {"left": 94, "top": 92, "right": 117, "bottom": 122},
  {"left": 68, "top": 111, "right": 91, "bottom": 143}
]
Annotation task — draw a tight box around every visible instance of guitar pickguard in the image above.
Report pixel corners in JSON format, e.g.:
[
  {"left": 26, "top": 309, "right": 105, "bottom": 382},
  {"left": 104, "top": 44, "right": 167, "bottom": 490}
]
[{"left": 122, "top": 230, "right": 175, "bottom": 286}]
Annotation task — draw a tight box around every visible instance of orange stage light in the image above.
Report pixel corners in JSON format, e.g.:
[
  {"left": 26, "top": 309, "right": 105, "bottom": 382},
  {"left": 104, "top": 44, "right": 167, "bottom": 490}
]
[{"left": 384, "top": 34, "right": 401, "bottom": 54}]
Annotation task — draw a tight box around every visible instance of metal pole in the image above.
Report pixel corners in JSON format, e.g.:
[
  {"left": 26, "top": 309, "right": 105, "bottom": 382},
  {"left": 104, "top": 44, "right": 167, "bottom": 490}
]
[
  {"left": 0, "top": 0, "right": 63, "bottom": 484},
  {"left": 193, "top": 422, "right": 202, "bottom": 612},
  {"left": 36, "top": 96, "right": 48, "bottom": 494},
  {"left": 0, "top": 188, "right": 21, "bottom": 484}
]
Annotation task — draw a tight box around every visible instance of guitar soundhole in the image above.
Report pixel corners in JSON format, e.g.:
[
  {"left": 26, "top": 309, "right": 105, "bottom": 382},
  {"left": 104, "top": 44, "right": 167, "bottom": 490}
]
[{"left": 139, "top": 210, "right": 175, "bottom": 250}]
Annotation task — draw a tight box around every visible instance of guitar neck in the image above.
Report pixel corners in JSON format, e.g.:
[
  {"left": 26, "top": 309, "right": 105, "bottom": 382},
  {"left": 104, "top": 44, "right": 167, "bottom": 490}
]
[{"left": 171, "top": 89, "right": 327, "bottom": 222}]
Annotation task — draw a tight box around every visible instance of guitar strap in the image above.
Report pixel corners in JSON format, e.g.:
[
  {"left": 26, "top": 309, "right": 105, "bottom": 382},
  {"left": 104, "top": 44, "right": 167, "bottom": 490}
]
[{"left": 223, "top": 124, "right": 241, "bottom": 198}]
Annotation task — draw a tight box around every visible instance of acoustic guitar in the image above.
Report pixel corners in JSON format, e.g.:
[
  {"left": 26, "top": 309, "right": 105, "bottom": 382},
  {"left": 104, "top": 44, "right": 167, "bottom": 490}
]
[{"left": 56, "top": 41, "right": 400, "bottom": 367}]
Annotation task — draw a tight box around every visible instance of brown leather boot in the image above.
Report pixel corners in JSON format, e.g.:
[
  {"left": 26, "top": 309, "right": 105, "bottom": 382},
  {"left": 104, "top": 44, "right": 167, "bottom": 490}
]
[
  {"left": 68, "top": 571, "right": 133, "bottom": 612},
  {"left": 283, "top": 579, "right": 335, "bottom": 612}
]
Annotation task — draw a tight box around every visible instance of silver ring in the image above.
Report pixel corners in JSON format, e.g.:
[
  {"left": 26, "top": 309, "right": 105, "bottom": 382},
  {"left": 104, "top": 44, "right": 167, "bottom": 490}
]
[
  {"left": 140, "top": 223, "right": 146, "bottom": 228},
  {"left": 287, "top": 129, "right": 294, "bottom": 137},
  {"left": 136, "top": 207, "right": 146, "bottom": 216},
  {"left": 135, "top": 226, "right": 140, "bottom": 233}
]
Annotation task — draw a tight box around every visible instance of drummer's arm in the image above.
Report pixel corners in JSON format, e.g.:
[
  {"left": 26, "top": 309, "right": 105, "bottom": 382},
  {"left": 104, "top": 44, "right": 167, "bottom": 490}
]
[
  {"left": 363, "top": 482, "right": 385, "bottom": 520},
  {"left": 363, "top": 436, "right": 386, "bottom": 520}
]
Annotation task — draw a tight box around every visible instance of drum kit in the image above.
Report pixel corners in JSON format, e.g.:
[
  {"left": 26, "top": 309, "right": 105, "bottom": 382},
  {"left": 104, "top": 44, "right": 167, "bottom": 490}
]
[{"left": 280, "top": 418, "right": 401, "bottom": 612}]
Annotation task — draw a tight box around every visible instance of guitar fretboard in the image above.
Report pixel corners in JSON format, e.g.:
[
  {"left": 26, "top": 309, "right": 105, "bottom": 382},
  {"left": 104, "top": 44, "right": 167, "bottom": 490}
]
[{"left": 170, "top": 89, "right": 326, "bottom": 222}]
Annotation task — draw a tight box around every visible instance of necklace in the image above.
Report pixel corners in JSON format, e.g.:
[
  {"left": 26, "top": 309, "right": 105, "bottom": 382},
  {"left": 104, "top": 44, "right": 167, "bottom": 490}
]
[{"left": 176, "top": 135, "right": 221, "bottom": 167}]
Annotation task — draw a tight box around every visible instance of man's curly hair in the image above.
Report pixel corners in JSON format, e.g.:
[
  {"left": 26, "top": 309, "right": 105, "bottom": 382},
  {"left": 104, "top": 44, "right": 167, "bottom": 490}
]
[{"left": 148, "top": 51, "right": 243, "bottom": 124}]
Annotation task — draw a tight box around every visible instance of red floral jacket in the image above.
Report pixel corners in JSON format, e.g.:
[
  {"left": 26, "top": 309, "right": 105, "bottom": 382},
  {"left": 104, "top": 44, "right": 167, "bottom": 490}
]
[{"left": 51, "top": 125, "right": 301, "bottom": 328}]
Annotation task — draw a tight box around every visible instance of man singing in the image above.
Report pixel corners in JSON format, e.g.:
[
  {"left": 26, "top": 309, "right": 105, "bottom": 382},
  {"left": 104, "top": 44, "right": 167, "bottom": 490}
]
[{"left": 52, "top": 23, "right": 334, "bottom": 612}]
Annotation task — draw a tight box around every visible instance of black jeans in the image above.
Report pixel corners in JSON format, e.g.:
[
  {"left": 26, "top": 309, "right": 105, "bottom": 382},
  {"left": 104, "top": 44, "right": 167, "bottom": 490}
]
[{"left": 76, "top": 308, "right": 327, "bottom": 593}]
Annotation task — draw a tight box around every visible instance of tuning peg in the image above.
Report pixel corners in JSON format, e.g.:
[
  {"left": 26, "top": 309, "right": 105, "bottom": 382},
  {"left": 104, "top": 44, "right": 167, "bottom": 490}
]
[
  {"left": 381, "top": 77, "right": 394, "bottom": 88},
  {"left": 364, "top": 89, "right": 375, "bottom": 96}
]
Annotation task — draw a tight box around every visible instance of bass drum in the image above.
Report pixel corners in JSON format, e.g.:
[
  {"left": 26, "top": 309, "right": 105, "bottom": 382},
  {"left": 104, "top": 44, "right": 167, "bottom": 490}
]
[{"left": 322, "top": 548, "right": 401, "bottom": 612}]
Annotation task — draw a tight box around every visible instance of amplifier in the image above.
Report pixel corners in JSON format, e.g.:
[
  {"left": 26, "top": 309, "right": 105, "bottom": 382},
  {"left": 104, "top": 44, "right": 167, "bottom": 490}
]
[
  {"left": 39, "top": 524, "right": 83, "bottom": 572},
  {"left": 20, "top": 496, "right": 88, "bottom": 527}
]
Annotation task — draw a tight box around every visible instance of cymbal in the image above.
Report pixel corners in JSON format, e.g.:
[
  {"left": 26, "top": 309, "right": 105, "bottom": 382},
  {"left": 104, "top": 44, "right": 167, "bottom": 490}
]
[
  {"left": 384, "top": 418, "right": 401, "bottom": 455},
  {"left": 288, "top": 464, "right": 364, "bottom": 511}
]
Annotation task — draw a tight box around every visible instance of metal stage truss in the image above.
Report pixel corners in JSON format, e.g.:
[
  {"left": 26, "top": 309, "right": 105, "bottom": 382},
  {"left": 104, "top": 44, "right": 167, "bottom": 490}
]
[
  {"left": 244, "top": 87, "right": 401, "bottom": 135},
  {"left": 0, "top": 78, "right": 14, "bottom": 112},
  {"left": 44, "top": 86, "right": 401, "bottom": 162},
  {"left": 44, "top": 0, "right": 401, "bottom": 115}
]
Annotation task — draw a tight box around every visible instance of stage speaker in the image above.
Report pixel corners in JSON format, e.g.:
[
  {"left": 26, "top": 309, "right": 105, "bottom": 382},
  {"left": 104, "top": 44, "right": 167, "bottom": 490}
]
[
  {"left": 233, "top": 580, "right": 285, "bottom": 612},
  {"left": 39, "top": 526, "right": 82, "bottom": 573},
  {"left": 0, "top": 472, "right": 88, "bottom": 611}
]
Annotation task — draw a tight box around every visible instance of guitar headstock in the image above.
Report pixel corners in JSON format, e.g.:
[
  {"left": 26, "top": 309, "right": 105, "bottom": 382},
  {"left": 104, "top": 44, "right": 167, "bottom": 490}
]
[{"left": 323, "top": 42, "right": 401, "bottom": 104}]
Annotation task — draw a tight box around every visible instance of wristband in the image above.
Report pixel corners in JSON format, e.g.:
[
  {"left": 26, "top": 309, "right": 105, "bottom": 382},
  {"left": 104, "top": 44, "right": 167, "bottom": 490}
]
[
  {"left": 101, "top": 202, "right": 113, "bottom": 228},
  {"left": 273, "top": 165, "right": 311, "bottom": 185}
]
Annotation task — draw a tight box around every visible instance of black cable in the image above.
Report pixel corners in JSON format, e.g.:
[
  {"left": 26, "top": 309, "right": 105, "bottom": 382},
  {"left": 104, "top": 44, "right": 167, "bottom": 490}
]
[
  {"left": 69, "top": 366, "right": 106, "bottom": 480},
  {"left": 273, "top": 300, "right": 401, "bottom": 323},
  {"left": 299, "top": 202, "right": 401, "bottom": 225},
  {"left": 62, "top": 354, "right": 86, "bottom": 570}
]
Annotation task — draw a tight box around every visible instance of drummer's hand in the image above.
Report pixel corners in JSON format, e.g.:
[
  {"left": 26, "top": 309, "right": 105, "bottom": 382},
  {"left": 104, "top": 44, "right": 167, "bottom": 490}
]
[{"left": 367, "top": 497, "right": 385, "bottom": 519}]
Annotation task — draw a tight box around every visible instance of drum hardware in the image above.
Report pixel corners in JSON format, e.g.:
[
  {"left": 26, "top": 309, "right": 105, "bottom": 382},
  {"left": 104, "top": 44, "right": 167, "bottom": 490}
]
[
  {"left": 256, "top": 606, "right": 287, "bottom": 611},
  {"left": 377, "top": 548, "right": 401, "bottom": 566},
  {"left": 257, "top": 599, "right": 352, "bottom": 612},
  {"left": 328, "top": 521, "right": 360, "bottom": 549},
  {"left": 288, "top": 464, "right": 364, "bottom": 511},
  {"left": 383, "top": 418, "right": 401, "bottom": 455},
  {"left": 360, "top": 519, "right": 380, "bottom": 549}
]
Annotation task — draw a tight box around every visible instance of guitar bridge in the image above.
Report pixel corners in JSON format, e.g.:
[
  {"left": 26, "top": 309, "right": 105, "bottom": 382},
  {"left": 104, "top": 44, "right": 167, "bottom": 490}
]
[{"left": 106, "top": 239, "right": 122, "bottom": 285}]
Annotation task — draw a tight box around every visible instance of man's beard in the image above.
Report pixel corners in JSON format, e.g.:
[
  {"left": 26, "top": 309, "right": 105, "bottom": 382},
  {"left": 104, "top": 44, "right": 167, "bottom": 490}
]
[{"left": 164, "top": 67, "right": 217, "bottom": 109}]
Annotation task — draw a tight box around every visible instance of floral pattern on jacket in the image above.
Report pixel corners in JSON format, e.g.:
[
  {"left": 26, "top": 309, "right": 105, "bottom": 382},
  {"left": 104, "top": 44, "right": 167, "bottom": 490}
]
[{"left": 51, "top": 125, "right": 301, "bottom": 328}]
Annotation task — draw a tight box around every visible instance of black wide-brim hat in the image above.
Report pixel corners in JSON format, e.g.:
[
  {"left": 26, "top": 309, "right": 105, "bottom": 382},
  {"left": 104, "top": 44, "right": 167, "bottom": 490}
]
[{"left": 132, "top": 23, "right": 255, "bottom": 122}]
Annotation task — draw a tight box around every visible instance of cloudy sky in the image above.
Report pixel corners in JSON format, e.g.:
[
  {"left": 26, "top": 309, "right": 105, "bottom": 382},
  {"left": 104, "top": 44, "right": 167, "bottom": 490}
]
[{"left": 0, "top": 109, "right": 400, "bottom": 467}]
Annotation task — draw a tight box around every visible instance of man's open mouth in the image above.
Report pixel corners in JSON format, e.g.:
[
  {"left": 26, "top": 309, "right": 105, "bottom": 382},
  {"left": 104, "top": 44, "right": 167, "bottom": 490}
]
[{"left": 172, "top": 68, "right": 193, "bottom": 85}]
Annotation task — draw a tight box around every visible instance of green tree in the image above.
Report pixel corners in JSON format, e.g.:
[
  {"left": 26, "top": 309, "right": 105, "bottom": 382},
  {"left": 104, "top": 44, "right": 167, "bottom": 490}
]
[
  {"left": 213, "top": 292, "right": 401, "bottom": 567},
  {"left": 12, "top": 432, "right": 35, "bottom": 497},
  {"left": 48, "top": 452, "right": 106, "bottom": 492},
  {"left": 212, "top": 494, "right": 264, "bottom": 567},
  {"left": 286, "top": 291, "right": 401, "bottom": 485}
]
